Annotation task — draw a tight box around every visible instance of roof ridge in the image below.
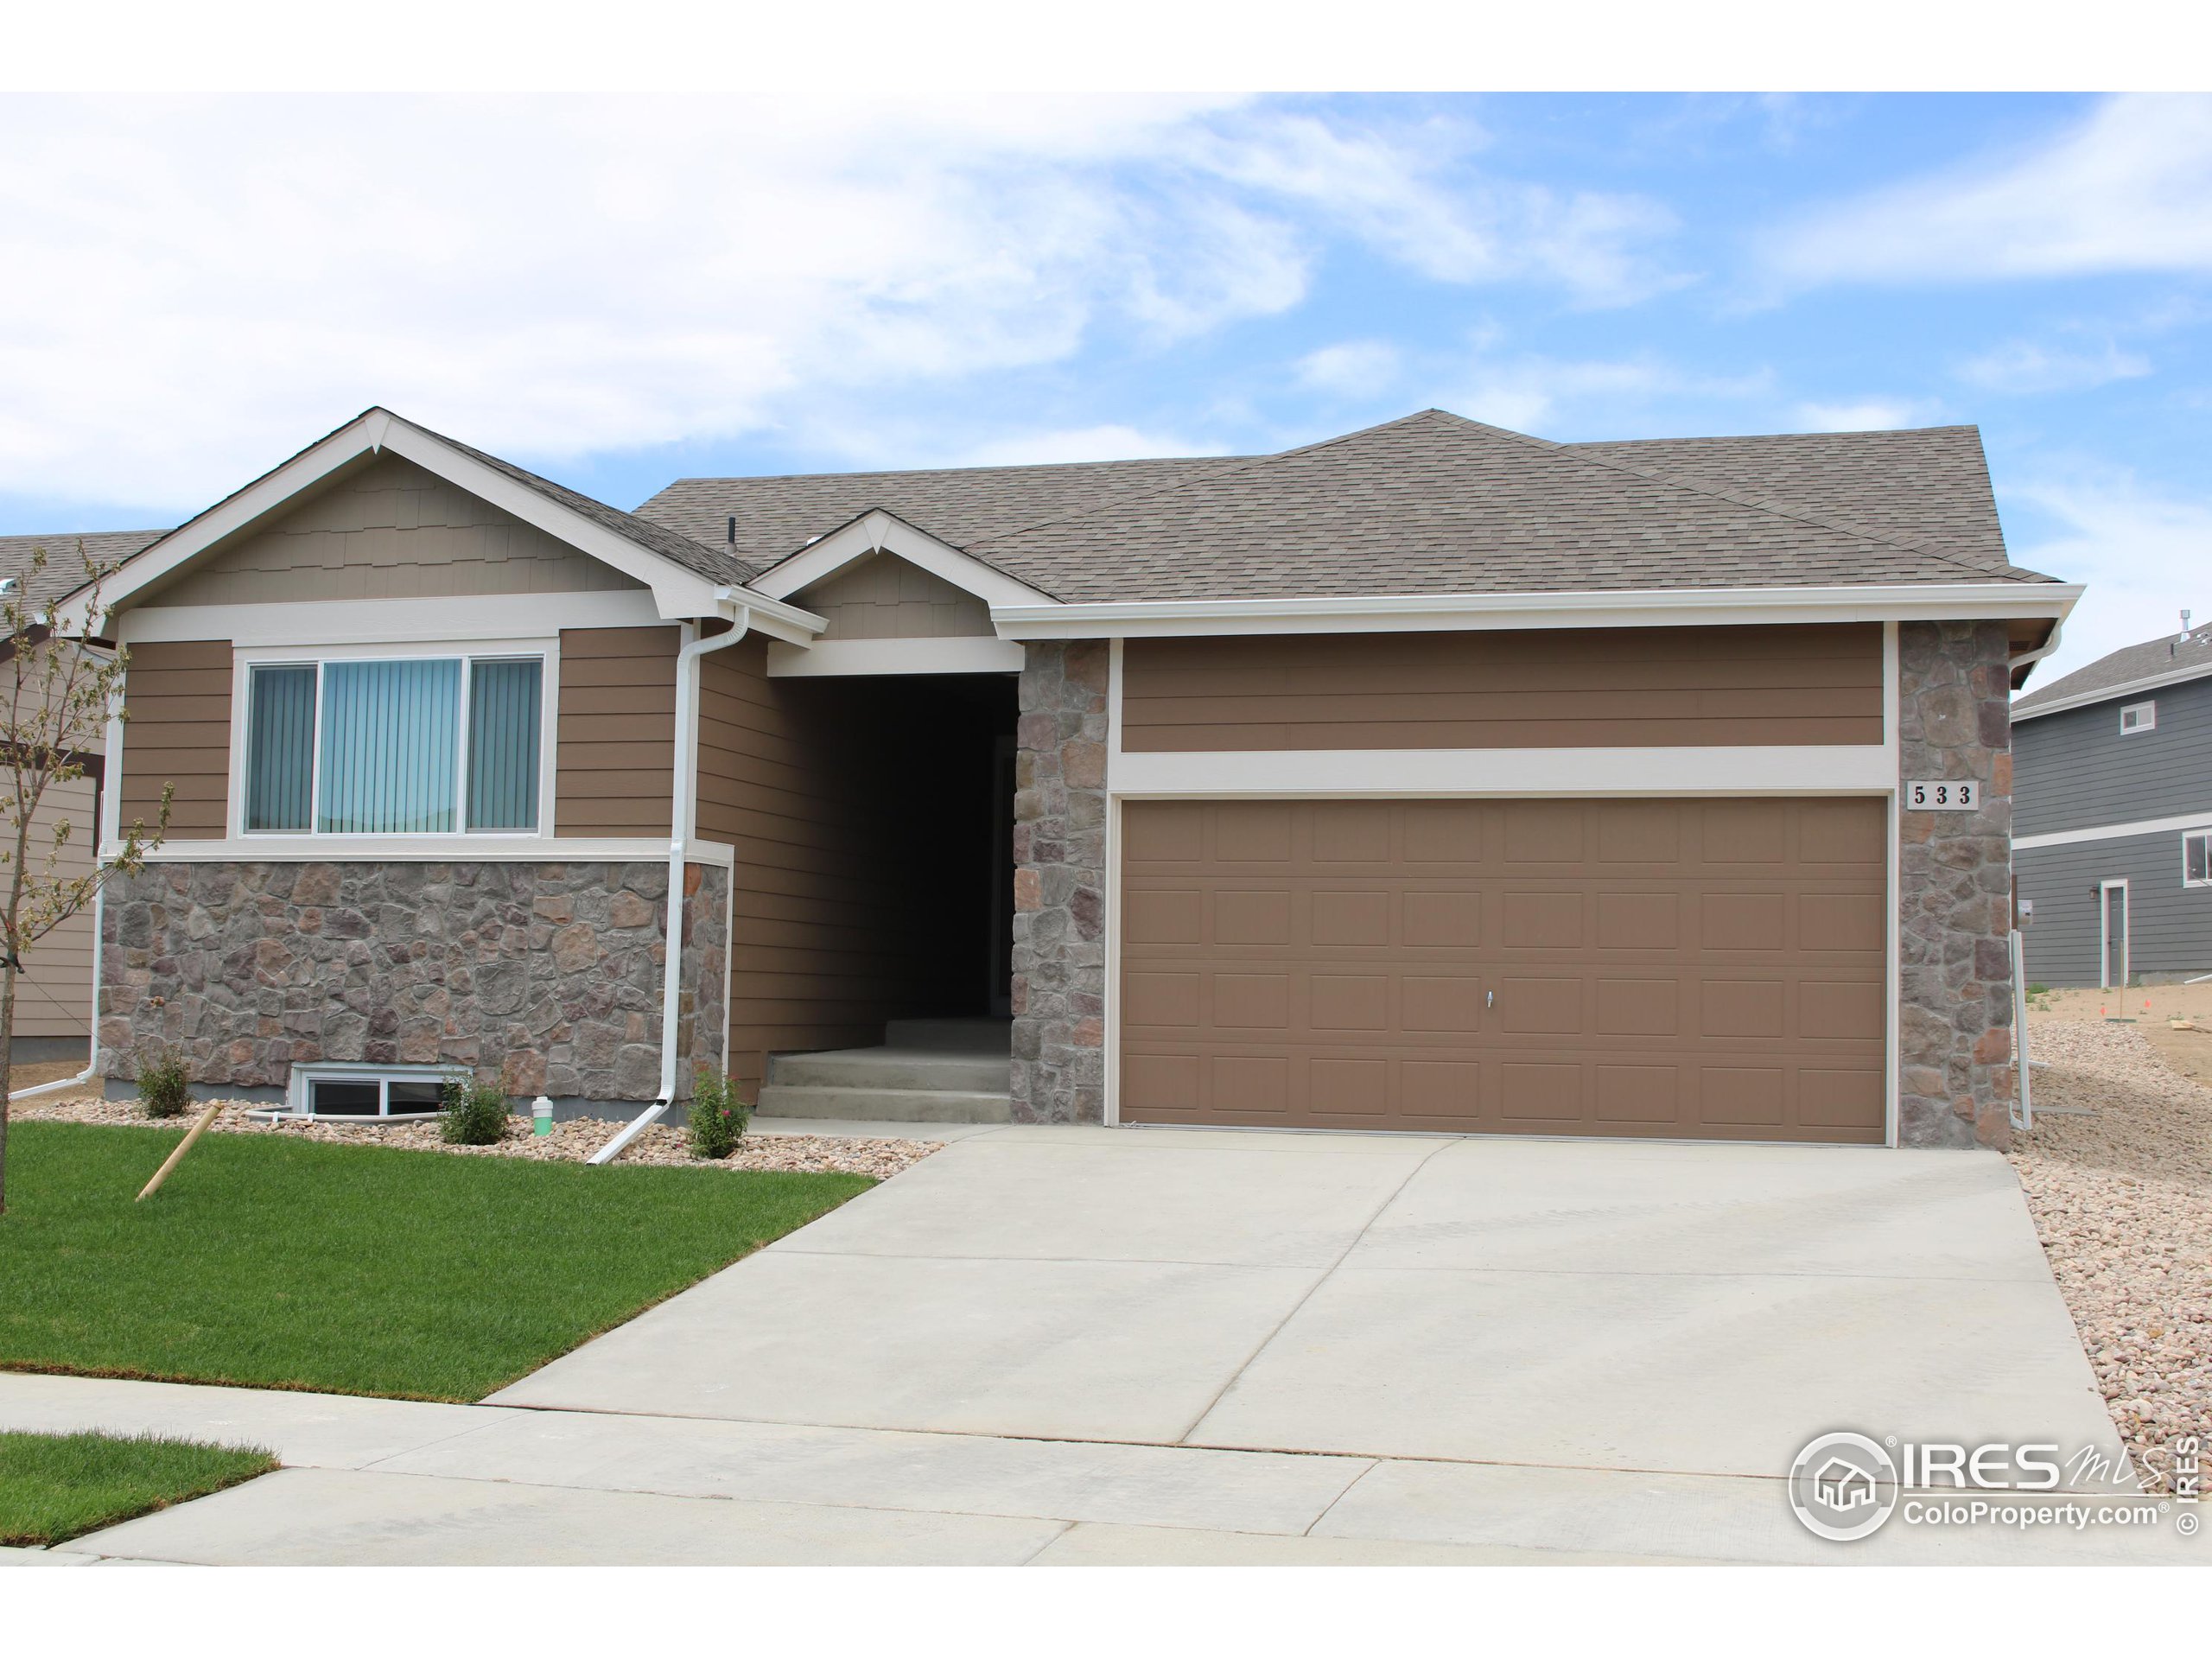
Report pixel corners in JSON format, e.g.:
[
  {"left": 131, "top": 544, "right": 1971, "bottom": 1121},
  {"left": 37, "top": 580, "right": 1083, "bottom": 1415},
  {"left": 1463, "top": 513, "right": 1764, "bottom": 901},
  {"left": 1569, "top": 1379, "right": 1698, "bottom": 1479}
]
[
  {"left": 660, "top": 453, "right": 1243, "bottom": 489},
  {"left": 963, "top": 410, "right": 1475, "bottom": 554}
]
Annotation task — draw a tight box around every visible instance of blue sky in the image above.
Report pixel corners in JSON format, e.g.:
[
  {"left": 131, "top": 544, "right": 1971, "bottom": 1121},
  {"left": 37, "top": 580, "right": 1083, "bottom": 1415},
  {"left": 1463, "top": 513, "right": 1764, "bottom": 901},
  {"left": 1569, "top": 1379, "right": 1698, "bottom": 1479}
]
[{"left": 3, "top": 91, "right": 2206, "bottom": 680}]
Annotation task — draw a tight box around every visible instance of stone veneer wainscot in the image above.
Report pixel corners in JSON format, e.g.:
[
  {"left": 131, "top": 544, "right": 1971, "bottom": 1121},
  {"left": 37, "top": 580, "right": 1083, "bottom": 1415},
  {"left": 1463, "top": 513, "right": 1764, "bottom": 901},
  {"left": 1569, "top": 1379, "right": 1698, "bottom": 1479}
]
[{"left": 99, "top": 859, "right": 728, "bottom": 1108}]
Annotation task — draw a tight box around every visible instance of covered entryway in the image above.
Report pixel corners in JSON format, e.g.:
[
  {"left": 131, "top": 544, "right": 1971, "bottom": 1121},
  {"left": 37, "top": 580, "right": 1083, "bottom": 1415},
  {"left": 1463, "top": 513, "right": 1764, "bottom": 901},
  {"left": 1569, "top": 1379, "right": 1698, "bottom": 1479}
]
[{"left": 1117, "top": 797, "right": 1889, "bottom": 1142}]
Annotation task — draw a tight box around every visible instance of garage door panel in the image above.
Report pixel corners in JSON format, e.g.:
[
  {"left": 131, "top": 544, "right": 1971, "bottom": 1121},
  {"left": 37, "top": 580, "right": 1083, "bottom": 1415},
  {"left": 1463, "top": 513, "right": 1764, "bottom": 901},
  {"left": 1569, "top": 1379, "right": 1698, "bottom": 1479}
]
[{"left": 1120, "top": 798, "right": 1886, "bottom": 1142}]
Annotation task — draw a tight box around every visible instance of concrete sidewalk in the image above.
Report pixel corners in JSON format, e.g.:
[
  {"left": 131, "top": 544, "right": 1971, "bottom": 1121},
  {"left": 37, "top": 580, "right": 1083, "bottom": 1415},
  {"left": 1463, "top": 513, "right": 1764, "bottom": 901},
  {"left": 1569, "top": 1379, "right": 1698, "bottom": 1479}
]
[{"left": 1, "top": 1373, "right": 2191, "bottom": 1566}]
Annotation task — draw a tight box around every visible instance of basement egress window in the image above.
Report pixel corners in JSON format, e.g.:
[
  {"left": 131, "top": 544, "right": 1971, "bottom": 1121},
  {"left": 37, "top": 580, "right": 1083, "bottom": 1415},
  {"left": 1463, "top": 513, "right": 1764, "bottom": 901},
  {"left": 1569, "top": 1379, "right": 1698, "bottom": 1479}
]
[
  {"left": 245, "top": 654, "right": 543, "bottom": 835},
  {"left": 283, "top": 1066, "right": 454, "bottom": 1119}
]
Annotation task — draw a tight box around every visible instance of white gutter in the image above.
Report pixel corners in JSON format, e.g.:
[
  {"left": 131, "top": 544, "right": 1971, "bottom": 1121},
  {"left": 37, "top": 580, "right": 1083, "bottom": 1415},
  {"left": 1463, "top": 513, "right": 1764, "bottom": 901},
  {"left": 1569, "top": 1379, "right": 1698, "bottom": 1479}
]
[
  {"left": 588, "top": 595, "right": 752, "bottom": 1166},
  {"left": 988, "top": 581, "right": 2084, "bottom": 639},
  {"left": 6, "top": 885, "right": 105, "bottom": 1104},
  {"left": 2005, "top": 614, "right": 2068, "bottom": 697}
]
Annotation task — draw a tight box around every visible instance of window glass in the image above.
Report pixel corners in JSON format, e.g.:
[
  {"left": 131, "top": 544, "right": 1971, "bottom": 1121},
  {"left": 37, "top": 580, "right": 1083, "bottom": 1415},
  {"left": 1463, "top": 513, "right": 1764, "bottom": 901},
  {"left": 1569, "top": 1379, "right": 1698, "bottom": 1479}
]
[
  {"left": 245, "top": 664, "right": 316, "bottom": 831},
  {"left": 317, "top": 658, "right": 461, "bottom": 834},
  {"left": 385, "top": 1081, "right": 446, "bottom": 1111},
  {"left": 2188, "top": 832, "right": 2211, "bottom": 887},
  {"left": 467, "top": 658, "right": 543, "bottom": 831},
  {"left": 308, "top": 1079, "right": 381, "bottom": 1116}
]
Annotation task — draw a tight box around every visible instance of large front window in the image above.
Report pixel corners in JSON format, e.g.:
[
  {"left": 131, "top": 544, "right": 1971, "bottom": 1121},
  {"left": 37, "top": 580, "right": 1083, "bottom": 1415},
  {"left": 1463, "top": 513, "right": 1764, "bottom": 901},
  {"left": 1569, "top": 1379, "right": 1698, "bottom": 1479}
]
[{"left": 245, "top": 655, "right": 543, "bottom": 835}]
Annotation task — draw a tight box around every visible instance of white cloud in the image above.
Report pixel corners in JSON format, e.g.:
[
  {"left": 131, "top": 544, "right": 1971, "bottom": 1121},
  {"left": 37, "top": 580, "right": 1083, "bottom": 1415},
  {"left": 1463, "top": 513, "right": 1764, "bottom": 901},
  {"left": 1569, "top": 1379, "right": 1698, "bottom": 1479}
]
[
  {"left": 1764, "top": 93, "right": 2212, "bottom": 287},
  {"left": 1791, "top": 397, "right": 1940, "bottom": 432},
  {"left": 1294, "top": 340, "right": 1402, "bottom": 398},
  {"left": 1443, "top": 353, "right": 1772, "bottom": 437},
  {"left": 2006, "top": 471, "right": 2212, "bottom": 683},
  {"left": 0, "top": 94, "right": 1686, "bottom": 514},
  {"left": 957, "top": 424, "right": 1219, "bottom": 467},
  {"left": 1955, "top": 339, "right": 2152, "bottom": 395}
]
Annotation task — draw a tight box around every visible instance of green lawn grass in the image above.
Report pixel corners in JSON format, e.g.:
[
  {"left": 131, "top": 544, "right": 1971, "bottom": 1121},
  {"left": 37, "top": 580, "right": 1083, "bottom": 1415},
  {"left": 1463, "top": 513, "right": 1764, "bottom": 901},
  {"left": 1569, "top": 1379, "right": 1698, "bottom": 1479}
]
[
  {"left": 0, "top": 1429, "right": 276, "bottom": 1547},
  {"left": 0, "top": 1122, "right": 871, "bottom": 1400}
]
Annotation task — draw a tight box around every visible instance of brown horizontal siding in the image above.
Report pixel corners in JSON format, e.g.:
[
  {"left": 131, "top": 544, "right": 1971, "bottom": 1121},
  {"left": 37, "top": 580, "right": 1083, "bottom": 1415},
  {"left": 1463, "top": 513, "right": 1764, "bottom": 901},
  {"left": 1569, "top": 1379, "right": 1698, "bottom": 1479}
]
[
  {"left": 119, "top": 639, "right": 232, "bottom": 838},
  {"left": 1121, "top": 624, "right": 1885, "bottom": 752},
  {"left": 699, "top": 639, "right": 944, "bottom": 1096},
  {"left": 555, "top": 626, "right": 677, "bottom": 837}
]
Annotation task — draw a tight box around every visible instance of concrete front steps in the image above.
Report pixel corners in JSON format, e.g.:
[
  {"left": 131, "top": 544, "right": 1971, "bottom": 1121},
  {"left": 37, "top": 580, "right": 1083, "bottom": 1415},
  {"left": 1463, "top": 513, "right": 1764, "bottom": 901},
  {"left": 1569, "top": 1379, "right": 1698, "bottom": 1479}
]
[{"left": 756, "top": 1018, "right": 1013, "bottom": 1124}]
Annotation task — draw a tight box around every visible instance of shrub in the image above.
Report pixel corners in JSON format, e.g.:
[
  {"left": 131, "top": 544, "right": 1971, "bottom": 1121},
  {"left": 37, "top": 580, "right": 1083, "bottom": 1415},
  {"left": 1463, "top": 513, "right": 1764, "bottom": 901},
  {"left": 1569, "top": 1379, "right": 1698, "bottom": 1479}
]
[
  {"left": 687, "top": 1068, "right": 749, "bottom": 1160},
  {"left": 137, "top": 1052, "right": 191, "bottom": 1120},
  {"left": 439, "top": 1073, "right": 510, "bottom": 1146}
]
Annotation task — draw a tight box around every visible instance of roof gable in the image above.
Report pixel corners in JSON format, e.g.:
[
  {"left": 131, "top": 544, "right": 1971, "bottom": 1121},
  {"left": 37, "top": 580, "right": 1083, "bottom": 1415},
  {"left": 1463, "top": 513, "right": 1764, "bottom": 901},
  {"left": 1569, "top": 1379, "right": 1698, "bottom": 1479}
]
[{"left": 2012, "top": 626, "right": 2212, "bottom": 718}]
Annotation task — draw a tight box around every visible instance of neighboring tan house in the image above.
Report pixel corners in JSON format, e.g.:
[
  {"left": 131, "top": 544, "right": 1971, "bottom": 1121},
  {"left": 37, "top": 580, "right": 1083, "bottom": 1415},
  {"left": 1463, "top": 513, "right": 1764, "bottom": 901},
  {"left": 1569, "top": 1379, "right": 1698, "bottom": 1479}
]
[
  {"left": 0, "top": 529, "right": 163, "bottom": 1062},
  {"left": 56, "top": 406, "right": 2077, "bottom": 1149},
  {"left": 2012, "top": 624, "right": 2212, "bottom": 988}
]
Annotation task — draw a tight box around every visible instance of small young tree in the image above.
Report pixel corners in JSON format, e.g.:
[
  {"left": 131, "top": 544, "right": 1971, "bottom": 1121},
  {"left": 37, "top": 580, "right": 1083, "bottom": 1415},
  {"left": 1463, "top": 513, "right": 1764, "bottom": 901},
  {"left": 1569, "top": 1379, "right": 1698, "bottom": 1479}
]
[{"left": 0, "top": 543, "right": 170, "bottom": 1216}]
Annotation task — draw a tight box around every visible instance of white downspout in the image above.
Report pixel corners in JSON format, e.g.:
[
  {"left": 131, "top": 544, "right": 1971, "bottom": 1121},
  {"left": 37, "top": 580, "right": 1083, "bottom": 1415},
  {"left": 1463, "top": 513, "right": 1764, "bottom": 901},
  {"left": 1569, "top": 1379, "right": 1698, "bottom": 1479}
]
[
  {"left": 7, "top": 885, "right": 105, "bottom": 1103},
  {"left": 2008, "top": 616, "right": 2066, "bottom": 683},
  {"left": 589, "top": 594, "right": 750, "bottom": 1166}
]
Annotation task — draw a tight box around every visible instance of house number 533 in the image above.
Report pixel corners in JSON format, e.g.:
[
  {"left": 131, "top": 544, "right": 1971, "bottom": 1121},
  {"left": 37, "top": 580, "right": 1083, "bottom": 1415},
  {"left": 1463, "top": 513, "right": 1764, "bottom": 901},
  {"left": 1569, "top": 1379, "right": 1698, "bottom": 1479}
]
[{"left": 1905, "top": 780, "right": 1979, "bottom": 810}]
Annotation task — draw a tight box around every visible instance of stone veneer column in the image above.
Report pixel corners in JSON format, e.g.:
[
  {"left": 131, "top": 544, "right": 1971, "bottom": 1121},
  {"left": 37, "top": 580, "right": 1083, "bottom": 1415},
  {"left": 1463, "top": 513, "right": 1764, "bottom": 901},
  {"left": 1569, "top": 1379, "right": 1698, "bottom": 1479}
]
[
  {"left": 1010, "top": 639, "right": 1109, "bottom": 1123},
  {"left": 1897, "top": 620, "right": 2017, "bottom": 1150}
]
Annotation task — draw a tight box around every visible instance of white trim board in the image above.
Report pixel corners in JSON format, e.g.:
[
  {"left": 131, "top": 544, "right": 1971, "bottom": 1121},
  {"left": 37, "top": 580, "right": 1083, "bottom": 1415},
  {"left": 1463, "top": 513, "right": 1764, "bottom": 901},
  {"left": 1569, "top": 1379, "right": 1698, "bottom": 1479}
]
[
  {"left": 765, "top": 636, "right": 1026, "bottom": 677},
  {"left": 2012, "top": 656, "right": 2212, "bottom": 721},
  {"left": 2014, "top": 811, "right": 2212, "bottom": 851},
  {"left": 994, "top": 581, "right": 2082, "bottom": 640},
  {"left": 1108, "top": 744, "right": 1896, "bottom": 797},
  {"left": 112, "top": 836, "right": 736, "bottom": 868},
  {"left": 1883, "top": 620, "right": 1901, "bottom": 1150},
  {"left": 121, "top": 591, "right": 664, "bottom": 647},
  {"left": 748, "top": 509, "right": 1054, "bottom": 609}
]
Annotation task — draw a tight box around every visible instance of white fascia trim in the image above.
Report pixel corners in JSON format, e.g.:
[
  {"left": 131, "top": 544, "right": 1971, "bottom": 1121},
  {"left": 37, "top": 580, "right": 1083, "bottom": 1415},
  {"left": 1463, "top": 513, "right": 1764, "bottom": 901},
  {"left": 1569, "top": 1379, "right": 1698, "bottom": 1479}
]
[
  {"left": 1108, "top": 745, "right": 1896, "bottom": 797},
  {"left": 764, "top": 636, "right": 1027, "bottom": 677},
  {"left": 747, "top": 511, "right": 1056, "bottom": 611},
  {"left": 2014, "top": 811, "right": 2212, "bottom": 852},
  {"left": 994, "top": 582, "right": 2084, "bottom": 640},
  {"left": 120, "top": 590, "right": 666, "bottom": 647},
  {"left": 59, "top": 410, "right": 811, "bottom": 633},
  {"left": 113, "top": 836, "right": 738, "bottom": 867},
  {"left": 2010, "top": 658, "right": 2212, "bottom": 721}
]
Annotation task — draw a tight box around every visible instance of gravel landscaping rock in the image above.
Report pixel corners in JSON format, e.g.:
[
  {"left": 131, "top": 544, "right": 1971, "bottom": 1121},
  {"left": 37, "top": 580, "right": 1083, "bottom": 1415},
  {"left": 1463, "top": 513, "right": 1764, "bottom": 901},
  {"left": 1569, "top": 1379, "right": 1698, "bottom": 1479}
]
[
  {"left": 10, "top": 1096, "right": 938, "bottom": 1182},
  {"left": 2011, "top": 1017, "right": 2212, "bottom": 1493}
]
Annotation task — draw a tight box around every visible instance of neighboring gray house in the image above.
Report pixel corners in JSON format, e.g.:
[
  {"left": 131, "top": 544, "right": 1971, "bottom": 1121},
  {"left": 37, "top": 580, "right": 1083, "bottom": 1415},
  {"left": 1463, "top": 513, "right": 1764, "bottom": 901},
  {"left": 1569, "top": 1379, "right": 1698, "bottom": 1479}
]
[{"left": 2012, "top": 624, "right": 2212, "bottom": 987}]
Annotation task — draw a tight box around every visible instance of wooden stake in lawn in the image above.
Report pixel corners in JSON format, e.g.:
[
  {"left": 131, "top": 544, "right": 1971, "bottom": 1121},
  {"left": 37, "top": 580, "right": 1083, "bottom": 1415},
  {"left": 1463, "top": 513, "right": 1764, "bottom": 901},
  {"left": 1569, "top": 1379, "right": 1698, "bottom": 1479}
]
[{"left": 137, "top": 1102, "right": 224, "bottom": 1202}]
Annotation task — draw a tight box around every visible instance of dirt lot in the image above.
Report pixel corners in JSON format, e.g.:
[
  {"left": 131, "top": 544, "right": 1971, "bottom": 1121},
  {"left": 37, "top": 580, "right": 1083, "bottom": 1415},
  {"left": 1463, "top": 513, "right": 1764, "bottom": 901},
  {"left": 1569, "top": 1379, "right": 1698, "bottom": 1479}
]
[
  {"left": 2012, "top": 1013, "right": 2212, "bottom": 1492},
  {"left": 2027, "top": 983, "right": 2212, "bottom": 1088}
]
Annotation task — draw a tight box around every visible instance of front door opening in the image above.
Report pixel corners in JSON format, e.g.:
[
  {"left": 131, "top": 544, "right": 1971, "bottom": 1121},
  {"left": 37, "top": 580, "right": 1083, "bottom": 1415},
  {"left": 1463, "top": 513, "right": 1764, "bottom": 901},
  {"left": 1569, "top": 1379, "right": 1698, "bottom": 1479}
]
[{"left": 2100, "top": 879, "right": 2130, "bottom": 989}]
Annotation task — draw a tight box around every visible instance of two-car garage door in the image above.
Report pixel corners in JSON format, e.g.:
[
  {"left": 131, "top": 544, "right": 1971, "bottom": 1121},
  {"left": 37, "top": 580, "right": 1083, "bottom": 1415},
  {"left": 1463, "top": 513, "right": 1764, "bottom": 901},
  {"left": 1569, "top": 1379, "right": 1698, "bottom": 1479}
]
[{"left": 1117, "top": 797, "right": 1888, "bottom": 1143}]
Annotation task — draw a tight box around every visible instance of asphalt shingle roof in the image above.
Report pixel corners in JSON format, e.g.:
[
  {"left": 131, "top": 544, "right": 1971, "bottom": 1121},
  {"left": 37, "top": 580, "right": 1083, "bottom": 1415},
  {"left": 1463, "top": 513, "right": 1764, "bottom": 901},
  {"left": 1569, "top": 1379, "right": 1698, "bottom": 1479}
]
[
  {"left": 0, "top": 530, "right": 170, "bottom": 610},
  {"left": 2013, "top": 626, "right": 2212, "bottom": 713},
  {"left": 637, "top": 455, "right": 1249, "bottom": 576},
  {"left": 957, "top": 410, "right": 2054, "bottom": 602}
]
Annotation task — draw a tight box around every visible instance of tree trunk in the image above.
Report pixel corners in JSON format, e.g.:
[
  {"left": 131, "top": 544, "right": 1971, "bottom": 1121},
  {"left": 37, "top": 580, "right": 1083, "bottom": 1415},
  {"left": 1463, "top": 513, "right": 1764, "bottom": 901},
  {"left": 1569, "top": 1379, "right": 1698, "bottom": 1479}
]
[{"left": 0, "top": 963, "right": 15, "bottom": 1217}]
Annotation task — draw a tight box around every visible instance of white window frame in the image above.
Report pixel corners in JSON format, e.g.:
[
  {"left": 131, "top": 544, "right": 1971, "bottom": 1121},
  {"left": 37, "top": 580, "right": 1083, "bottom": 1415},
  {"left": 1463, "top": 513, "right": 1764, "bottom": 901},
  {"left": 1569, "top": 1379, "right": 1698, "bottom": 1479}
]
[
  {"left": 282, "top": 1062, "right": 461, "bottom": 1119},
  {"left": 2184, "top": 827, "right": 2212, "bottom": 889},
  {"left": 2120, "top": 700, "right": 2157, "bottom": 734},
  {"left": 231, "top": 638, "right": 559, "bottom": 845}
]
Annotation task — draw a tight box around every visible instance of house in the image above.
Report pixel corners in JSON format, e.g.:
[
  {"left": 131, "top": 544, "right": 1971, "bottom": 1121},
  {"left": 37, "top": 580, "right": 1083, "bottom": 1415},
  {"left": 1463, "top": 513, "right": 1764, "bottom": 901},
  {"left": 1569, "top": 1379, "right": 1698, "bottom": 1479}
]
[
  {"left": 54, "top": 406, "right": 2077, "bottom": 1149},
  {"left": 2012, "top": 624, "right": 2212, "bottom": 988},
  {"left": 0, "top": 530, "right": 163, "bottom": 1065}
]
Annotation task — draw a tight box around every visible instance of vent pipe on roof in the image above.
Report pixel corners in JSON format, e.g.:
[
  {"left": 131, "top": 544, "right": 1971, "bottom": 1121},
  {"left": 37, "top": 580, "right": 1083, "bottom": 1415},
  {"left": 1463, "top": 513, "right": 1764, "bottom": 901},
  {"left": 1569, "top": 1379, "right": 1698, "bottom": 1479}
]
[{"left": 727, "top": 516, "right": 736, "bottom": 544}]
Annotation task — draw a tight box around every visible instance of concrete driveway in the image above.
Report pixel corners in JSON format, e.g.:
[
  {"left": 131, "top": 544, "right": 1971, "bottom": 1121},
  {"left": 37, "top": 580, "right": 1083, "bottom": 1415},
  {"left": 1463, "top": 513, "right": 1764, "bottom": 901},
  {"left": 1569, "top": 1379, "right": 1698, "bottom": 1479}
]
[
  {"left": 493, "top": 1125, "right": 2118, "bottom": 1478},
  {"left": 18, "top": 1124, "right": 2180, "bottom": 1566}
]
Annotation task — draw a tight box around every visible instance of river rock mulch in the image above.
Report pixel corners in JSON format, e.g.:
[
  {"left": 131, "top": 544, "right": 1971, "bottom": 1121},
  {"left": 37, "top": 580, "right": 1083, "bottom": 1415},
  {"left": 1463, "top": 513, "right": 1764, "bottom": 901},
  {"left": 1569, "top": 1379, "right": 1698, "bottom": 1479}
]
[
  {"left": 2010, "top": 1018, "right": 2212, "bottom": 1494},
  {"left": 10, "top": 1095, "right": 938, "bottom": 1181}
]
